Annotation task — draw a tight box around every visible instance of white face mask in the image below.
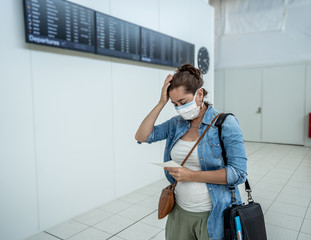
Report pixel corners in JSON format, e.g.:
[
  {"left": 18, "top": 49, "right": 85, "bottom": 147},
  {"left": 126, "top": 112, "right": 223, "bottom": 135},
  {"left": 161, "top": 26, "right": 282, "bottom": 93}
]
[{"left": 175, "top": 90, "right": 202, "bottom": 120}]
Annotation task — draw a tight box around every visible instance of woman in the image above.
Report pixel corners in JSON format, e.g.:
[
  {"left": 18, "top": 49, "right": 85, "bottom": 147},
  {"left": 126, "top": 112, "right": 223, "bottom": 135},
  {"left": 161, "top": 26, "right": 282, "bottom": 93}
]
[{"left": 135, "top": 64, "right": 247, "bottom": 240}]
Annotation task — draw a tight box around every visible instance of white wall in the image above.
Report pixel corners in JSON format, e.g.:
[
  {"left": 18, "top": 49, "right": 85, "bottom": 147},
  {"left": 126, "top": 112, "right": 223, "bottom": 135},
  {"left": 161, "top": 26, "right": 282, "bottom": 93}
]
[
  {"left": 214, "top": 61, "right": 311, "bottom": 147},
  {"left": 0, "top": 0, "right": 214, "bottom": 239},
  {"left": 215, "top": 0, "right": 311, "bottom": 69},
  {"left": 213, "top": 0, "right": 311, "bottom": 147}
]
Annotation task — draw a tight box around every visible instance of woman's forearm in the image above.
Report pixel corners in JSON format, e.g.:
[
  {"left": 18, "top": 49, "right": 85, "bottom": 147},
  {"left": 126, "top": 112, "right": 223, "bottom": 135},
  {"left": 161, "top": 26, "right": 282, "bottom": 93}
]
[
  {"left": 135, "top": 101, "right": 166, "bottom": 142},
  {"left": 135, "top": 74, "right": 172, "bottom": 143},
  {"left": 191, "top": 168, "right": 227, "bottom": 185},
  {"left": 165, "top": 167, "right": 227, "bottom": 185}
]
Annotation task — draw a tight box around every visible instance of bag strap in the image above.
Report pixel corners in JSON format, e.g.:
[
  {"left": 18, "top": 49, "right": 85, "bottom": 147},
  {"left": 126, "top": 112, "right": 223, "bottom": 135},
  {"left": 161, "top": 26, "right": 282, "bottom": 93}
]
[
  {"left": 215, "top": 113, "right": 253, "bottom": 203},
  {"left": 172, "top": 113, "right": 224, "bottom": 189},
  {"left": 215, "top": 113, "right": 234, "bottom": 165}
]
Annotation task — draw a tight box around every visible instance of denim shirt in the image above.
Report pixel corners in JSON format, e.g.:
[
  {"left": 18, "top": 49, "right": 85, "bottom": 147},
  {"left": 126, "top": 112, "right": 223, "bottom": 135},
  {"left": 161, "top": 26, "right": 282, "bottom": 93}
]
[{"left": 138, "top": 105, "right": 247, "bottom": 240}]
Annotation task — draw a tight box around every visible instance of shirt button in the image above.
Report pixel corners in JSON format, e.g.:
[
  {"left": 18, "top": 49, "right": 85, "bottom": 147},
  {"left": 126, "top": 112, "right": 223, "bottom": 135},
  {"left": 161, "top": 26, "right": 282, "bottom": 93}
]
[
  {"left": 209, "top": 188, "right": 212, "bottom": 190},
  {"left": 200, "top": 158, "right": 203, "bottom": 161}
]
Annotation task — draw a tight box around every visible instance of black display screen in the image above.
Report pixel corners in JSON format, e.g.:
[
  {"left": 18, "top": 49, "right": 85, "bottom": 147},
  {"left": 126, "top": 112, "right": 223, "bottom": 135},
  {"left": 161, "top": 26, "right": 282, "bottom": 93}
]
[
  {"left": 24, "top": 0, "right": 95, "bottom": 53},
  {"left": 141, "top": 28, "right": 172, "bottom": 66},
  {"left": 23, "top": 0, "right": 195, "bottom": 68},
  {"left": 96, "top": 12, "right": 140, "bottom": 61},
  {"left": 172, "top": 38, "right": 195, "bottom": 67}
]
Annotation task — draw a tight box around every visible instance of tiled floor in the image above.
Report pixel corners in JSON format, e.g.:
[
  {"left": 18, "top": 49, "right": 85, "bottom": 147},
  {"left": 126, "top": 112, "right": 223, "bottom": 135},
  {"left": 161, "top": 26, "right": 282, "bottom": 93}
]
[{"left": 27, "top": 142, "right": 311, "bottom": 240}]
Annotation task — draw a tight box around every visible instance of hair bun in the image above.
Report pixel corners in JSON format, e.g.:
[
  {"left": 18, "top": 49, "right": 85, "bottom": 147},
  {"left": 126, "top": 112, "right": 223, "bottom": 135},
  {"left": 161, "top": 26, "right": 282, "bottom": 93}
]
[
  {"left": 177, "top": 64, "right": 202, "bottom": 81},
  {"left": 169, "top": 63, "right": 208, "bottom": 103}
]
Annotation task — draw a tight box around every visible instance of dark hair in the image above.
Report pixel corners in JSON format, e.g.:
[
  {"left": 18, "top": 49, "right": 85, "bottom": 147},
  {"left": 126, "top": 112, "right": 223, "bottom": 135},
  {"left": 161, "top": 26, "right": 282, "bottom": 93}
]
[{"left": 168, "top": 64, "right": 209, "bottom": 105}]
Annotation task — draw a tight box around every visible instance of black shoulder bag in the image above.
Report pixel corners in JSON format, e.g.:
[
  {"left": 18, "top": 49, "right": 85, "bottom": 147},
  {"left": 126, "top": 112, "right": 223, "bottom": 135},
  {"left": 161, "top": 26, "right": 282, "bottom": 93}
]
[{"left": 215, "top": 113, "right": 267, "bottom": 240}]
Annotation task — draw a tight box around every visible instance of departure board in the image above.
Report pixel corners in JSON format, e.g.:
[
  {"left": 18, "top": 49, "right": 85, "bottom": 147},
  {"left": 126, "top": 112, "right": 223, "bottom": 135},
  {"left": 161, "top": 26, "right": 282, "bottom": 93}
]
[
  {"left": 141, "top": 28, "right": 172, "bottom": 66},
  {"left": 24, "top": 0, "right": 95, "bottom": 53},
  {"left": 171, "top": 38, "right": 195, "bottom": 67},
  {"left": 96, "top": 13, "right": 140, "bottom": 61},
  {"left": 23, "top": 0, "right": 196, "bottom": 68}
]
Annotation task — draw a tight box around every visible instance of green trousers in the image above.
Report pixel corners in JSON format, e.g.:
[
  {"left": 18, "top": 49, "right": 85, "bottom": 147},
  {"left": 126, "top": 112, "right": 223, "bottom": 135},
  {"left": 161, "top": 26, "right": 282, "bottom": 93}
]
[{"left": 165, "top": 204, "right": 210, "bottom": 240}]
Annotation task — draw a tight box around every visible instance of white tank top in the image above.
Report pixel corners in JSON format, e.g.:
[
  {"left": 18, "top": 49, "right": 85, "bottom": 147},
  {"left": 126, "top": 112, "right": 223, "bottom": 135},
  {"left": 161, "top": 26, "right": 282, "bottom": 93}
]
[{"left": 170, "top": 139, "right": 212, "bottom": 212}]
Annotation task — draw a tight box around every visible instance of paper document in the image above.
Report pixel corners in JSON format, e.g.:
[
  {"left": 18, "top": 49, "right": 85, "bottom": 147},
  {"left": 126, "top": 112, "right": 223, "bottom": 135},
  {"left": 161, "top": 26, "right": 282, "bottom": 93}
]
[{"left": 152, "top": 160, "right": 181, "bottom": 168}]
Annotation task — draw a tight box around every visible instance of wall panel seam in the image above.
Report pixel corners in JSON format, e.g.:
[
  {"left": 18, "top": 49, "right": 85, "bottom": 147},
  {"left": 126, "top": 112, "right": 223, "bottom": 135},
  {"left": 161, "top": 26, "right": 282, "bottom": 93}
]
[
  {"left": 304, "top": 63, "right": 307, "bottom": 145},
  {"left": 29, "top": 45, "right": 41, "bottom": 231},
  {"left": 110, "top": 61, "right": 117, "bottom": 198}
]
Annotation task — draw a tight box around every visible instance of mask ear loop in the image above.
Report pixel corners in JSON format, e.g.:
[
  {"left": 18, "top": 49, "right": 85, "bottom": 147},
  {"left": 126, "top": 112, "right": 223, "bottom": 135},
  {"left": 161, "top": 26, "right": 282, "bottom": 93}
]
[{"left": 197, "top": 88, "right": 204, "bottom": 109}]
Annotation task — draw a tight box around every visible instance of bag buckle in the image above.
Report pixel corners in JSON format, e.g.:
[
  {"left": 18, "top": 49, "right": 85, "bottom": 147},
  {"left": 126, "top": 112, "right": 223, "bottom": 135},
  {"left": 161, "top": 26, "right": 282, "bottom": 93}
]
[
  {"left": 246, "top": 189, "right": 254, "bottom": 203},
  {"left": 230, "top": 189, "right": 237, "bottom": 204}
]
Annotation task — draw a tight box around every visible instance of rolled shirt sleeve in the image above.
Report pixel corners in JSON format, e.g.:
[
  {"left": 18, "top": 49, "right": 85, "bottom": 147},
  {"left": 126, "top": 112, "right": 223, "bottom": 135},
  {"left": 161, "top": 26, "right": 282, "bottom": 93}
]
[
  {"left": 137, "top": 118, "right": 171, "bottom": 144},
  {"left": 221, "top": 115, "right": 248, "bottom": 186}
]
